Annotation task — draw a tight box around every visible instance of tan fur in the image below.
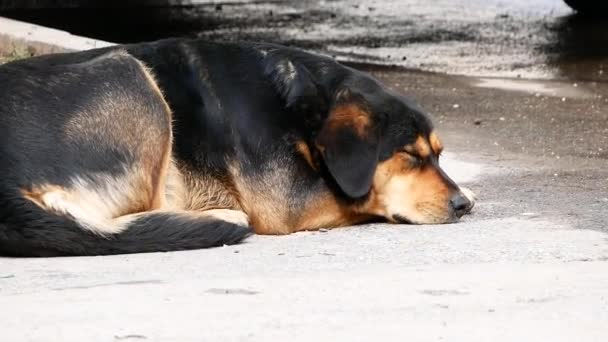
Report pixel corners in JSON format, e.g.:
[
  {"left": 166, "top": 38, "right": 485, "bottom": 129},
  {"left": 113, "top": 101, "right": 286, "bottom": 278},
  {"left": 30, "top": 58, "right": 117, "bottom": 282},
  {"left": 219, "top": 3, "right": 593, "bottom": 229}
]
[
  {"left": 429, "top": 131, "right": 443, "bottom": 155},
  {"left": 132, "top": 56, "right": 175, "bottom": 210},
  {"left": 177, "top": 167, "right": 241, "bottom": 211},
  {"left": 234, "top": 130, "right": 458, "bottom": 233},
  {"left": 229, "top": 160, "right": 293, "bottom": 234},
  {"left": 199, "top": 209, "right": 250, "bottom": 226},
  {"left": 414, "top": 135, "right": 432, "bottom": 158},
  {"left": 21, "top": 167, "right": 157, "bottom": 235},
  {"left": 231, "top": 150, "right": 373, "bottom": 234},
  {"left": 295, "top": 140, "right": 317, "bottom": 170},
  {"left": 325, "top": 103, "right": 371, "bottom": 138},
  {"left": 359, "top": 151, "right": 453, "bottom": 224},
  {"left": 292, "top": 192, "right": 374, "bottom": 232},
  {"left": 112, "top": 208, "right": 249, "bottom": 231},
  {"left": 228, "top": 155, "right": 367, "bottom": 234}
]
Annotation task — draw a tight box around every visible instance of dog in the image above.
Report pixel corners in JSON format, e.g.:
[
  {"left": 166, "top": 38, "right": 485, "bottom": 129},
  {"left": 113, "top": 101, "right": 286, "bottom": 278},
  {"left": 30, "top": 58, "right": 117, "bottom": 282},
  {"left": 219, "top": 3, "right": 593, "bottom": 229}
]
[{"left": 0, "top": 39, "right": 474, "bottom": 257}]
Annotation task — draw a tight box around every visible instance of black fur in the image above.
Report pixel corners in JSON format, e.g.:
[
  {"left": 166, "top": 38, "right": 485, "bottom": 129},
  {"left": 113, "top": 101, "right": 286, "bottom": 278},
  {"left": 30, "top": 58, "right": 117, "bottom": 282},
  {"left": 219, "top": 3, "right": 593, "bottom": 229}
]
[
  {"left": 0, "top": 38, "right": 438, "bottom": 257},
  {"left": 0, "top": 191, "right": 251, "bottom": 257}
]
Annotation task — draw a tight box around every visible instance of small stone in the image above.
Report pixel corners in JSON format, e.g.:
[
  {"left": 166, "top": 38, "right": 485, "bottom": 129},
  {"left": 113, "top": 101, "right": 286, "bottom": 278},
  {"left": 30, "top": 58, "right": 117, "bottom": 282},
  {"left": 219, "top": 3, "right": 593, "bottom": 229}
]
[
  {"left": 473, "top": 119, "right": 482, "bottom": 125},
  {"left": 561, "top": 97, "right": 566, "bottom": 102},
  {"left": 452, "top": 104, "right": 460, "bottom": 109},
  {"left": 499, "top": 117, "right": 505, "bottom": 121},
  {"left": 114, "top": 335, "right": 147, "bottom": 340}
]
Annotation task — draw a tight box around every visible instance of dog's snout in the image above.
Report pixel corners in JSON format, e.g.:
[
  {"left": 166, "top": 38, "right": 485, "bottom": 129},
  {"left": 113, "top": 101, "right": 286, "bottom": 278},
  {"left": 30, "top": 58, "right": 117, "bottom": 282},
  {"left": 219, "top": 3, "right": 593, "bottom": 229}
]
[{"left": 450, "top": 193, "right": 472, "bottom": 217}]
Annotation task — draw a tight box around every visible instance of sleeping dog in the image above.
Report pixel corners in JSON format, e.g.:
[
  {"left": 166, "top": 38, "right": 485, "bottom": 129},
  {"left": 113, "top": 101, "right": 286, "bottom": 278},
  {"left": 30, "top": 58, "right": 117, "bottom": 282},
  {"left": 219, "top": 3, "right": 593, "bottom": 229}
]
[{"left": 0, "top": 39, "right": 474, "bottom": 256}]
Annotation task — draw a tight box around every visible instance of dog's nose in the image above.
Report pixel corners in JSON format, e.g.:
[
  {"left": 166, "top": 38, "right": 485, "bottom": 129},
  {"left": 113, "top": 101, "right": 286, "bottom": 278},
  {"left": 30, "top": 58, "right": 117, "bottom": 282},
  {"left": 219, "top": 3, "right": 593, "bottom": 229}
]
[{"left": 450, "top": 193, "right": 472, "bottom": 217}]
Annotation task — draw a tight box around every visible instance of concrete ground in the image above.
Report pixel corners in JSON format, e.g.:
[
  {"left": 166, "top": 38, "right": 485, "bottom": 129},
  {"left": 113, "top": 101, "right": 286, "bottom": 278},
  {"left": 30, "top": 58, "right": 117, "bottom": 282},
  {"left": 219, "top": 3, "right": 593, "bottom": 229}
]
[
  {"left": 3, "top": 69, "right": 607, "bottom": 342},
  {"left": 1, "top": 0, "right": 608, "bottom": 341}
]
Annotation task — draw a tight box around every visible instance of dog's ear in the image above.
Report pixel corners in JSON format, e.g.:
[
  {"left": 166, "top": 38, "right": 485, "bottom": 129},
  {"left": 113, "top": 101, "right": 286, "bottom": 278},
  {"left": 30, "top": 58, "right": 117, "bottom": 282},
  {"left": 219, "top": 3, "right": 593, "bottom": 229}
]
[
  {"left": 315, "top": 88, "right": 379, "bottom": 198},
  {"left": 262, "top": 54, "right": 320, "bottom": 109}
]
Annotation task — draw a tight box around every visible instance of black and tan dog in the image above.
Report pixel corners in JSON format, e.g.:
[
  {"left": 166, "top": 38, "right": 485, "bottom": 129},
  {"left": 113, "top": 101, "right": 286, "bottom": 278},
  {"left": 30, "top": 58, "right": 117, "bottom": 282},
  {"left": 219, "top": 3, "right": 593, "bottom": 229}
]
[{"left": 0, "top": 39, "right": 474, "bottom": 257}]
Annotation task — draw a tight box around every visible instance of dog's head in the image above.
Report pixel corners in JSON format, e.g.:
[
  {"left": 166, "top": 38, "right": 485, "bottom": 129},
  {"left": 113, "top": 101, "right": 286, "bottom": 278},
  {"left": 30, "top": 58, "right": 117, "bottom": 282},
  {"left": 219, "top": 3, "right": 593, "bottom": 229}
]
[
  {"left": 264, "top": 49, "right": 474, "bottom": 224},
  {"left": 313, "top": 71, "right": 474, "bottom": 224}
]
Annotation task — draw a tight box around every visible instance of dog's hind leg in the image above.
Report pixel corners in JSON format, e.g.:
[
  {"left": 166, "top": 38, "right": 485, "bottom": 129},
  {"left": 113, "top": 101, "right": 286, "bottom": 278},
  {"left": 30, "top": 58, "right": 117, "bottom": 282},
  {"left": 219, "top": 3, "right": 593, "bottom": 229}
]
[{"left": 0, "top": 52, "right": 251, "bottom": 256}]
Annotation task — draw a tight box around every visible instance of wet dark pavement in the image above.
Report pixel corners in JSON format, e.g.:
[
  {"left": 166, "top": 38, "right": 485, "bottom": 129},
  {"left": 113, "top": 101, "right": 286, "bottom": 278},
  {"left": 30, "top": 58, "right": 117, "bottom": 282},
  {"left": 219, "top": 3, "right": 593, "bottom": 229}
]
[{"left": 3, "top": 0, "right": 608, "bottom": 80}]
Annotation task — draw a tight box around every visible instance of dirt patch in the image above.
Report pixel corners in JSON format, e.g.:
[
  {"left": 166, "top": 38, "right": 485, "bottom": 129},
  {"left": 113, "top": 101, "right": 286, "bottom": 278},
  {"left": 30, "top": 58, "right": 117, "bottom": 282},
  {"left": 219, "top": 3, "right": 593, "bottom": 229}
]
[{"left": 0, "top": 34, "right": 66, "bottom": 64}]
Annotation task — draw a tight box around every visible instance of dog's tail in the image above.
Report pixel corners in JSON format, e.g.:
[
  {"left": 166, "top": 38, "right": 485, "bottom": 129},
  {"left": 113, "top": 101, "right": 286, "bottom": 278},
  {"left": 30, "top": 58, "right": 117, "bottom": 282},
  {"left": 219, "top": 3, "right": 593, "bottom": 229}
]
[{"left": 0, "top": 196, "right": 252, "bottom": 257}]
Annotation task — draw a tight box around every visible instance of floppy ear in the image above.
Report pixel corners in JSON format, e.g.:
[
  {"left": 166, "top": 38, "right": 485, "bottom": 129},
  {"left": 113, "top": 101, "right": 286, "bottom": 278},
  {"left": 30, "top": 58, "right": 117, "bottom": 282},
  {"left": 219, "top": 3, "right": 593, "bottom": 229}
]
[
  {"left": 315, "top": 89, "right": 379, "bottom": 198},
  {"left": 262, "top": 54, "right": 320, "bottom": 108}
]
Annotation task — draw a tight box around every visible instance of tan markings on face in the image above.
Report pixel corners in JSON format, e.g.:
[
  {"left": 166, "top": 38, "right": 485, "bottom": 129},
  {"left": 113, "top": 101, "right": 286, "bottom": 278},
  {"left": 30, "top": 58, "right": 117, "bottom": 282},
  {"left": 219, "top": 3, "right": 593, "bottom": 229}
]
[
  {"left": 429, "top": 131, "right": 443, "bottom": 155},
  {"left": 325, "top": 103, "right": 371, "bottom": 138},
  {"left": 414, "top": 135, "right": 432, "bottom": 158},
  {"left": 361, "top": 152, "right": 453, "bottom": 224},
  {"left": 295, "top": 140, "right": 317, "bottom": 170}
]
